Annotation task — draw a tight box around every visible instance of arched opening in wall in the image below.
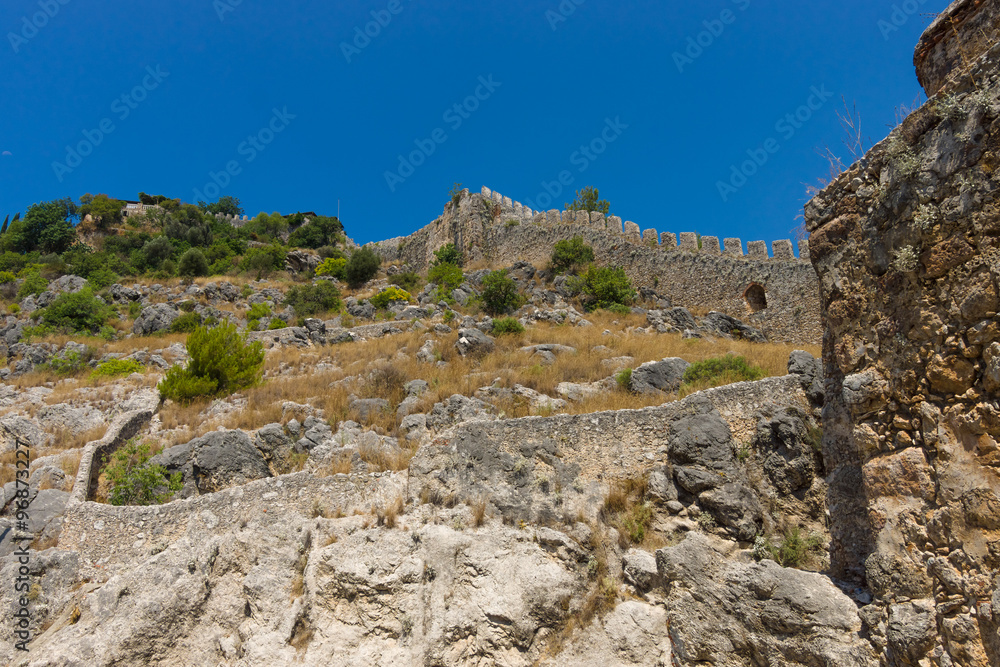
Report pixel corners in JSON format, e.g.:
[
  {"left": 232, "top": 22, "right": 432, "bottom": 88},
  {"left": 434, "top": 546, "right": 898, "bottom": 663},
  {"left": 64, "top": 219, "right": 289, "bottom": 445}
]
[{"left": 744, "top": 283, "right": 768, "bottom": 312}]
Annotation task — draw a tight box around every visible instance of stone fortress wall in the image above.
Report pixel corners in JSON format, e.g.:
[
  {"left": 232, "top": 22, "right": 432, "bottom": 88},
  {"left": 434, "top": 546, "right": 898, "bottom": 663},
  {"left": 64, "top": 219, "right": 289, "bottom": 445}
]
[{"left": 371, "top": 187, "right": 822, "bottom": 344}]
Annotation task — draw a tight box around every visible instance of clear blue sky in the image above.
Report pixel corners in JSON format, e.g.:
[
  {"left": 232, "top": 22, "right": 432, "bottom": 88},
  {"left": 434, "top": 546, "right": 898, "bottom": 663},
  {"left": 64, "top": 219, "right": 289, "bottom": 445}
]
[{"left": 1, "top": 0, "right": 947, "bottom": 248}]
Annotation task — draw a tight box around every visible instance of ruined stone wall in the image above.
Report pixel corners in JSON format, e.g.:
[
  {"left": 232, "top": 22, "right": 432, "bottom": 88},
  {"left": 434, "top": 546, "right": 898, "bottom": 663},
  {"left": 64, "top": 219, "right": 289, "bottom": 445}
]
[
  {"left": 371, "top": 187, "right": 821, "bottom": 344},
  {"left": 806, "top": 1, "right": 1000, "bottom": 662}
]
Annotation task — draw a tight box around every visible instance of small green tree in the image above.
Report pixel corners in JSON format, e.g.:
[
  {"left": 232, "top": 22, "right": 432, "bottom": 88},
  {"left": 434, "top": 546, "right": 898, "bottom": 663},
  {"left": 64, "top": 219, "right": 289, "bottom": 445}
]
[
  {"left": 480, "top": 269, "right": 523, "bottom": 315},
  {"left": 578, "top": 265, "right": 636, "bottom": 311},
  {"left": 427, "top": 262, "right": 463, "bottom": 290},
  {"left": 16, "top": 270, "right": 48, "bottom": 299},
  {"left": 78, "top": 193, "right": 125, "bottom": 229},
  {"left": 178, "top": 248, "right": 209, "bottom": 277},
  {"left": 103, "top": 439, "right": 183, "bottom": 506},
  {"left": 42, "top": 288, "right": 114, "bottom": 333},
  {"left": 566, "top": 186, "right": 610, "bottom": 215},
  {"left": 158, "top": 322, "right": 265, "bottom": 403},
  {"left": 431, "top": 243, "right": 463, "bottom": 267},
  {"left": 345, "top": 247, "right": 381, "bottom": 288},
  {"left": 284, "top": 281, "right": 343, "bottom": 317},
  {"left": 315, "top": 257, "right": 347, "bottom": 280},
  {"left": 551, "top": 236, "right": 595, "bottom": 274}
]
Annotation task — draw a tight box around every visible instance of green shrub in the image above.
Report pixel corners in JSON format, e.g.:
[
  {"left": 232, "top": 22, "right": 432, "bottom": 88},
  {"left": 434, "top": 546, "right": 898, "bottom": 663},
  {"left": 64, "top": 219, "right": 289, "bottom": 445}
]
[
  {"left": 178, "top": 248, "right": 209, "bottom": 277},
  {"left": 158, "top": 321, "right": 266, "bottom": 403},
  {"left": 240, "top": 245, "right": 287, "bottom": 278},
  {"left": 8, "top": 304, "right": 19, "bottom": 314},
  {"left": 127, "top": 301, "right": 143, "bottom": 319},
  {"left": 103, "top": 439, "right": 183, "bottom": 506},
  {"left": 91, "top": 358, "right": 145, "bottom": 379},
  {"left": 428, "top": 262, "right": 463, "bottom": 290},
  {"left": 169, "top": 311, "right": 204, "bottom": 333},
  {"left": 369, "top": 286, "right": 412, "bottom": 310},
  {"left": 17, "top": 270, "right": 47, "bottom": 299},
  {"left": 431, "top": 243, "right": 463, "bottom": 267},
  {"left": 615, "top": 367, "right": 633, "bottom": 390},
  {"left": 284, "top": 281, "right": 342, "bottom": 317},
  {"left": 393, "top": 271, "right": 421, "bottom": 292},
  {"left": 480, "top": 269, "right": 523, "bottom": 315},
  {"left": 268, "top": 317, "right": 287, "bottom": 330},
  {"left": 620, "top": 502, "right": 653, "bottom": 544},
  {"left": 603, "top": 303, "right": 632, "bottom": 316},
  {"left": 491, "top": 316, "right": 524, "bottom": 336},
  {"left": 578, "top": 265, "right": 636, "bottom": 311},
  {"left": 48, "top": 350, "right": 91, "bottom": 376},
  {"left": 87, "top": 267, "right": 119, "bottom": 290},
  {"left": 246, "top": 302, "right": 271, "bottom": 331},
  {"left": 551, "top": 236, "right": 595, "bottom": 274},
  {"left": 42, "top": 288, "right": 114, "bottom": 333},
  {"left": 0, "top": 271, "right": 15, "bottom": 284},
  {"left": 315, "top": 257, "right": 347, "bottom": 280},
  {"left": 345, "top": 247, "right": 381, "bottom": 288},
  {"left": 682, "top": 355, "right": 764, "bottom": 387}
]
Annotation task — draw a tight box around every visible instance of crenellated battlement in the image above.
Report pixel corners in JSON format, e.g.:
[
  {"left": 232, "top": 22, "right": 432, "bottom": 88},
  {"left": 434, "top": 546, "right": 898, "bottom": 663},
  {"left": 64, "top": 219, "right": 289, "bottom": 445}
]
[
  {"left": 369, "top": 186, "right": 821, "bottom": 344},
  {"left": 477, "top": 186, "right": 810, "bottom": 262}
]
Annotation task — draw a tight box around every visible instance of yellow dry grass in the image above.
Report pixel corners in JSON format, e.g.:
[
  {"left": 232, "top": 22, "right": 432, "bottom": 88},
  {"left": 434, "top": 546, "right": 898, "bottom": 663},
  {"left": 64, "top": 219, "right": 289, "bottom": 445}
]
[{"left": 166, "top": 309, "right": 818, "bottom": 438}]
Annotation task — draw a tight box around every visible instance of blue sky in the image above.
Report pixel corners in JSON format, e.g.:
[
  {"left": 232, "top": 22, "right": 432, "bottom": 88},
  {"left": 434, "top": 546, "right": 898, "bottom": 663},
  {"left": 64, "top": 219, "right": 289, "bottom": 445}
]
[{"left": 1, "top": 0, "right": 947, "bottom": 249}]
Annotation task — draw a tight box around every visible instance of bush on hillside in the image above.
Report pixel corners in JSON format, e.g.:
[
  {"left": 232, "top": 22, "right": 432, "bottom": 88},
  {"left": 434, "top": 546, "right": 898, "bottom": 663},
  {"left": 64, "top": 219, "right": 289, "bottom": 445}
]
[
  {"left": 681, "top": 355, "right": 764, "bottom": 393},
  {"left": 428, "top": 262, "right": 463, "bottom": 290},
  {"left": 42, "top": 288, "right": 114, "bottom": 333},
  {"left": 551, "top": 236, "right": 595, "bottom": 275},
  {"left": 345, "top": 247, "right": 380, "bottom": 288},
  {"left": 16, "top": 270, "right": 47, "bottom": 299},
  {"left": 158, "top": 322, "right": 265, "bottom": 403},
  {"left": 431, "top": 243, "right": 463, "bottom": 267},
  {"left": 369, "top": 286, "right": 412, "bottom": 310},
  {"left": 91, "top": 358, "right": 145, "bottom": 379},
  {"left": 491, "top": 316, "right": 524, "bottom": 336},
  {"left": 576, "top": 265, "right": 636, "bottom": 312},
  {"left": 103, "top": 438, "right": 183, "bottom": 506},
  {"left": 480, "top": 269, "right": 523, "bottom": 315},
  {"left": 284, "top": 281, "right": 342, "bottom": 317},
  {"left": 315, "top": 257, "right": 347, "bottom": 280},
  {"left": 178, "top": 249, "right": 209, "bottom": 277}
]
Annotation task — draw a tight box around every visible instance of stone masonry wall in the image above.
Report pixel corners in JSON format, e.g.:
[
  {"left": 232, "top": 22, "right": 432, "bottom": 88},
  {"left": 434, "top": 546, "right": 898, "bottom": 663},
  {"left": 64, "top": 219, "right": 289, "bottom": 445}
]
[
  {"left": 806, "top": 1, "right": 1000, "bottom": 663},
  {"left": 371, "top": 188, "right": 821, "bottom": 344}
]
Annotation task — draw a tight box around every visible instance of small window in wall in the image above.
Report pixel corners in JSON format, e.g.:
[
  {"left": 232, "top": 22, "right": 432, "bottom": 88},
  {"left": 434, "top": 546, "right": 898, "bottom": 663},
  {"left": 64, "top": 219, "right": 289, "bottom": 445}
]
[{"left": 744, "top": 283, "right": 767, "bottom": 312}]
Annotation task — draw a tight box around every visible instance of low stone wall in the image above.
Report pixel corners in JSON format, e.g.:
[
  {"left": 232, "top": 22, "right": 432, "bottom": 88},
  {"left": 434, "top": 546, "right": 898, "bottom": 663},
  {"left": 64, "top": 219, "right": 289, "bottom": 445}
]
[
  {"left": 58, "top": 470, "right": 404, "bottom": 574},
  {"left": 69, "top": 410, "right": 153, "bottom": 505}
]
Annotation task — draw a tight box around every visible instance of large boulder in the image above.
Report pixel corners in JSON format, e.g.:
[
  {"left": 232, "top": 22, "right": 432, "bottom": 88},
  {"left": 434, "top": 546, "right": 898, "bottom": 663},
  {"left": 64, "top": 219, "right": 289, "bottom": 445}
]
[
  {"left": 151, "top": 430, "right": 271, "bottom": 495},
  {"left": 285, "top": 250, "right": 321, "bottom": 274},
  {"left": 629, "top": 357, "right": 690, "bottom": 394},
  {"left": 455, "top": 328, "right": 495, "bottom": 357},
  {"left": 700, "top": 312, "right": 767, "bottom": 343},
  {"left": 133, "top": 304, "right": 180, "bottom": 335}
]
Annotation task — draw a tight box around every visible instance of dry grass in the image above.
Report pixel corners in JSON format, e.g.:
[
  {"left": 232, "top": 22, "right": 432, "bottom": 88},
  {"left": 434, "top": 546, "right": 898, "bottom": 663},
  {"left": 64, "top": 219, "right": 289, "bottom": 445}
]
[
  {"left": 329, "top": 455, "right": 352, "bottom": 475},
  {"left": 471, "top": 495, "right": 488, "bottom": 527},
  {"left": 60, "top": 450, "right": 83, "bottom": 483},
  {"left": 47, "top": 425, "right": 107, "bottom": 451},
  {"left": 376, "top": 495, "right": 404, "bottom": 528},
  {"left": 0, "top": 451, "right": 17, "bottom": 486}
]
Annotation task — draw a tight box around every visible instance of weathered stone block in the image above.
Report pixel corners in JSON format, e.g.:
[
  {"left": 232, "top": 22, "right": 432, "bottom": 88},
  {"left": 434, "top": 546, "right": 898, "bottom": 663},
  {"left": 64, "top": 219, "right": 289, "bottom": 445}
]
[
  {"left": 661, "top": 232, "right": 677, "bottom": 249},
  {"left": 642, "top": 229, "right": 658, "bottom": 244},
  {"left": 798, "top": 240, "right": 810, "bottom": 261},
  {"left": 481, "top": 186, "right": 492, "bottom": 199},
  {"left": 772, "top": 240, "right": 795, "bottom": 260},
  {"left": 623, "top": 221, "right": 641, "bottom": 240},
  {"left": 724, "top": 238, "right": 743, "bottom": 256},
  {"left": 503, "top": 196, "right": 512, "bottom": 209},
  {"left": 678, "top": 232, "right": 698, "bottom": 252},
  {"left": 701, "top": 236, "right": 721, "bottom": 255},
  {"left": 533, "top": 212, "right": 547, "bottom": 226},
  {"left": 576, "top": 210, "right": 590, "bottom": 227},
  {"left": 546, "top": 210, "right": 560, "bottom": 226},
  {"left": 747, "top": 241, "right": 768, "bottom": 259},
  {"left": 597, "top": 212, "right": 612, "bottom": 230}
]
